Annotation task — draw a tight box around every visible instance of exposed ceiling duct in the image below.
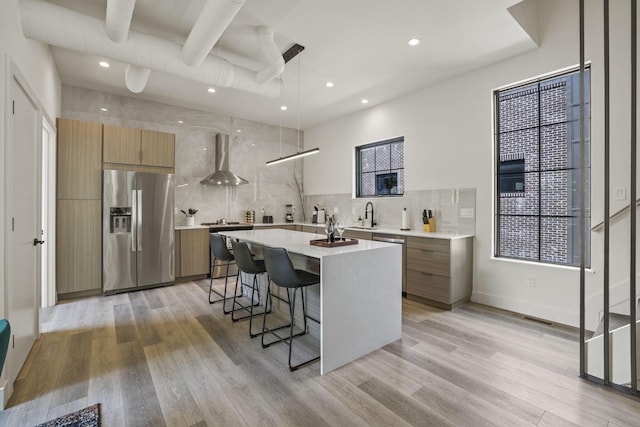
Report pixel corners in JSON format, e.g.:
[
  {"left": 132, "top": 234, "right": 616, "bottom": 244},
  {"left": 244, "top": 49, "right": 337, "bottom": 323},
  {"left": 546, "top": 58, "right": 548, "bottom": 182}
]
[
  {"left": 182, "top": 0, "right": 247, "bottom": 68},
  {"left": 200, "top": 134, "right": 249, "bottom": 186},
  {"left": 125, "top": 64, "right": 151, "bottom": 93},
  {"left": 256, "top": 26, "right": 285, "bottom": 85},
  {"left": 105, "top": 0, "right": 136, "bottom": 43},
  {"left": 20, "top": 0, "right": 282, "bottom": 98}
]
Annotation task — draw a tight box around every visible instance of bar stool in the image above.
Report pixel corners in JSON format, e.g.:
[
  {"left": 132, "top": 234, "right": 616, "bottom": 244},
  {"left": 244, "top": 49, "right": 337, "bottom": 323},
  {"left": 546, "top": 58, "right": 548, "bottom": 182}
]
[
  {"left": 230, "top": 240, "right": 269, "bottom": 337},
  {"left": 261, "top": 246, "right": 321, "bottom": 371},
  {"left": 208, "top": 233, "right": 239, "bottom": 313}
]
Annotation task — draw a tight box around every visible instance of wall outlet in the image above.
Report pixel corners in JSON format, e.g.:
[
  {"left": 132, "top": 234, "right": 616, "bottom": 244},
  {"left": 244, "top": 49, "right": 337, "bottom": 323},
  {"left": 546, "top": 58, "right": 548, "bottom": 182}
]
[
  {"left": 526, "top": 276, "right": 536, "bottom": 288},
  {"left": 460, "top": 208, "right": 474, "bottom": 218},
  {"left": 615, "top": 186, "right": 627, "bottom": 201},
  {"left": 333, "top": 206, "right": 339, "bottom": 213}
]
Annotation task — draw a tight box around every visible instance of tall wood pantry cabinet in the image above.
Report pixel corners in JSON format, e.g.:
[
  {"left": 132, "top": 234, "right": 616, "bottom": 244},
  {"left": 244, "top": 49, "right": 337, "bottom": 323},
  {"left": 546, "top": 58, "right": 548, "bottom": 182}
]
[{"left": 56, "top": 119, "right": 103, "bottom": 298}]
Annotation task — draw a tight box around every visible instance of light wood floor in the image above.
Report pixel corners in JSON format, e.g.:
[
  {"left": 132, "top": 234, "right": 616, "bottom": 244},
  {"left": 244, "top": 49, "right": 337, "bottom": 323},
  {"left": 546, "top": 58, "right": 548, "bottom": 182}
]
[{"left": 2, "top": 279, "right": 640, "bottom": 426}]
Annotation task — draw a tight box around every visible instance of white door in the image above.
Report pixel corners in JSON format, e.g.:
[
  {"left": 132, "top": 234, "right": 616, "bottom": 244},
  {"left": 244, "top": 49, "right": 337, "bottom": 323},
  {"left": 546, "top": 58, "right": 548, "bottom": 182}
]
[{"left": 6, "top": 74, "right": 41, "bottom": 384}]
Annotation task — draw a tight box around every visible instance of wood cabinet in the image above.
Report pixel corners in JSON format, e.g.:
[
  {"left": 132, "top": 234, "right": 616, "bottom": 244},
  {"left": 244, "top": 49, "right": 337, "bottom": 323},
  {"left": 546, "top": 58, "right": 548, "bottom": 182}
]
[
  {"left": 406, "top": 236, "right": 473, "bottom": 309},
  {"left": 141, "top": 129, "right": 175, "bottom": 167},
  {"left": 56, "top": 119, "right": 103, "bottom": 298},
  {"left": 56, "top": 200, "right": 102, "bottom": 295},
  {"left": 176, "top": 229, "right": 210, "bottom": 278},
  {"left": 342, "top": 229, "right": 372, "bottom": 240},
  {"left": 103, "top": 124, "right": 175, "bottom": 170},
  {"left": 301, "top": 225, "right": 323, "bottom": 234},
  {"left": 57, "top": 119, "right": 103, "bottom": 199},
  {"left": 103, "top": 124, "right": 141, "bottom": 165}
]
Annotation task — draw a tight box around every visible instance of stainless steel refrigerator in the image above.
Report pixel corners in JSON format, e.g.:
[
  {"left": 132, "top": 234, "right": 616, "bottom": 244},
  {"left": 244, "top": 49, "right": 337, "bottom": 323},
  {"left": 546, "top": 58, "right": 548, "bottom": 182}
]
[{"left": 103, "top": 170, "right": 175, "bottom": 293}]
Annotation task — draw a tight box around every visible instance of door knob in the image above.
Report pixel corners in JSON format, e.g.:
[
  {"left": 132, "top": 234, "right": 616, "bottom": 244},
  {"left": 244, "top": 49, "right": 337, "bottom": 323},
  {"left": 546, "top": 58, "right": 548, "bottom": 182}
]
[{"left": 33, "top": 238, "right": 45, "bottom": 246}]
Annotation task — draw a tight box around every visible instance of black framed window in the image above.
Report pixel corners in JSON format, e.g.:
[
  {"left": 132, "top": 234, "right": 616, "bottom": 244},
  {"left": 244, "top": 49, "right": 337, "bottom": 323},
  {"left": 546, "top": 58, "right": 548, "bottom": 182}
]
[
  {"left": 494, "top": 67, "right": 591, "bottom": 267},
  {"left": 356, "top": 137, "right": 404, "bottom": 198}
]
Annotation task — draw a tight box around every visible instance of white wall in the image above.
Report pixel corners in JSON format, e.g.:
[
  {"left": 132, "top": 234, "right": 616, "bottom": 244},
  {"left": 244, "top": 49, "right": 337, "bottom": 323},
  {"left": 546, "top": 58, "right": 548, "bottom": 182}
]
[
  {"left": 0, "top": 0, "right": 61, "bottom": 405},
  {"left": 304, "top": 0, "right": 632, "bottom": 327}
]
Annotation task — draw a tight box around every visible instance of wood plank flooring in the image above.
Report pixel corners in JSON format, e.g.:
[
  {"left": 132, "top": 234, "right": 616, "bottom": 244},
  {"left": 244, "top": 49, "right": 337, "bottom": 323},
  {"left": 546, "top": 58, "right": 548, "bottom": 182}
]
[{"left": 2, "top": 279, "right": 640, "bottom": 426}]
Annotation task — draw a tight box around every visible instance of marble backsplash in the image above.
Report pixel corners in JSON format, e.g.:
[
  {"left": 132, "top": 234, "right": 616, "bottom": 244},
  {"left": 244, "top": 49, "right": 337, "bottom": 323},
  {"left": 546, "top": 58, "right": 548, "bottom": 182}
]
[
  {"left": 61, "top": 85, "right": 307, "bottom": 225},
  {"left": 304, "top": 188, "right": 476, "bottom": 234}
]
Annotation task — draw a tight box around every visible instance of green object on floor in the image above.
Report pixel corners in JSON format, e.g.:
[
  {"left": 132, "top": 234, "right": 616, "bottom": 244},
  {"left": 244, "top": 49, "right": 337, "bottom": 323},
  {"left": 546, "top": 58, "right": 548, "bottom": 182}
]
[{"left": 0, "top": 319, "right": 10, "bottom": 374}]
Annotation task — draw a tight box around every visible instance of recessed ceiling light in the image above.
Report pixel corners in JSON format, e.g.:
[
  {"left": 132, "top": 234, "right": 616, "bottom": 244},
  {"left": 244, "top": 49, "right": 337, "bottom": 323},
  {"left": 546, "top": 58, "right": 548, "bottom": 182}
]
[
  {"left": 236, "top": 129, "right": 242, "bottom": 133},
  {"left": 99, "top": 61, "right": 110, "bottom": 68},
  {"left": 408, "top": 38, "right": 420, "bottom": 46},
  {"left": 208, "top": 87, "right": 216, "bottom": 93},
  {"left": 325, "top": 82, "right": 334, "bottom": 88},
  {"left": 281, "top": 105, "right": 287, "bottom": 111},
  {"left": 100, "top": 107, "right": 108, "bottom": 111},
  {"left": 361, "top": 99, "right": 369, "bottom": 104},
  {"left": 177, "top": 120, "right": 184, "bottom": 124}
]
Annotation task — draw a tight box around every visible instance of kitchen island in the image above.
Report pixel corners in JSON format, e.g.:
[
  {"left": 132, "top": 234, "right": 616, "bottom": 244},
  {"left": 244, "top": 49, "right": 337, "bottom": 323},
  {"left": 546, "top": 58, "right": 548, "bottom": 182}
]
[{"left": 220, "top": 229, "right": 402, "bottom": 374}]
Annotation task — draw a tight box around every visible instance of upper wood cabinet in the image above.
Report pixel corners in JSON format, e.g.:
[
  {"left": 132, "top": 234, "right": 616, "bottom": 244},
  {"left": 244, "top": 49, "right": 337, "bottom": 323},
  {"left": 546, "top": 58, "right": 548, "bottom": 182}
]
[
  {"left": 57, "top": 119, "right": 103, "bottom": 200},
  {"left": 103, "top": 124, "right": 141, "bottom": 165},
  {"left": 141, "top": 129, "right": 175, "bottom": 168},
  {"left": 103, "top": 124, "right": 175, "bottom": 169}
]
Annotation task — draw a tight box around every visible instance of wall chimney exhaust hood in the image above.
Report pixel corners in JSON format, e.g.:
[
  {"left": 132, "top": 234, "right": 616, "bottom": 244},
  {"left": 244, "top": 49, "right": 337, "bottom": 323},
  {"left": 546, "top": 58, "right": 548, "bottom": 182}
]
[{"left": 200, "top": 134, "right": 248, "bottom": 186}]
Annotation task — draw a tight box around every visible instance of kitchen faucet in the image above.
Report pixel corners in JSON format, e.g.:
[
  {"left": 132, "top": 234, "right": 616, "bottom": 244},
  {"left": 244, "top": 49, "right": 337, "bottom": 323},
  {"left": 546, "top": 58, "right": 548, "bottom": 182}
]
[{"left": 365, "top": 202, "right": 375, "bottom": 228}]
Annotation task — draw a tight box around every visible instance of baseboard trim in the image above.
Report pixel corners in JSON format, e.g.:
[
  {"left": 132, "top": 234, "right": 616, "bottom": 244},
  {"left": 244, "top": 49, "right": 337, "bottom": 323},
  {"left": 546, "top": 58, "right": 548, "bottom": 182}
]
[{"left": 471, "top": 290, "right": 578, "bottom": 328}]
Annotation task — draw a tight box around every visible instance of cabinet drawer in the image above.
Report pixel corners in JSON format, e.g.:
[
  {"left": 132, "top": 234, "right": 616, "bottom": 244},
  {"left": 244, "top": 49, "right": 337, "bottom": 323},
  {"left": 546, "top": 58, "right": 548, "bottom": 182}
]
[
  {"left": 343, "top": 229, "right": 372, "bottom": 240},
  {"left": 406, "top": 269, "right": 450, "bottom": 303},
  {"left": 407, "top": 236, "right": 449, "bottom": 253},
  {"left": 407, "top": 247, "right": 450, "bottom": 276}
]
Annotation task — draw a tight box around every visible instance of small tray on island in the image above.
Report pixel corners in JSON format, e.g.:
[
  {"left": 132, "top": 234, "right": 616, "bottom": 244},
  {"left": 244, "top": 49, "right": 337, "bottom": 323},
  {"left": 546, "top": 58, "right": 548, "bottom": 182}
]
[{"left": 310, "top": 237, "right": 359, "bottom": 247}]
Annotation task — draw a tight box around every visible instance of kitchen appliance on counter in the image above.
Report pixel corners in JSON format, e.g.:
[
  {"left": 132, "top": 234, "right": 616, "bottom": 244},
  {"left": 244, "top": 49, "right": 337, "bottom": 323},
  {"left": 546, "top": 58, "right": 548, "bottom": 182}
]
[
  {"left": 103, "top": 170, "right": 175, "bottom": 294},
  {"left": 244, "top": 210, "right": 255, "bottom": 224},
  {"left": 285, "top": 204, "right": 295, "bottom": 223}
]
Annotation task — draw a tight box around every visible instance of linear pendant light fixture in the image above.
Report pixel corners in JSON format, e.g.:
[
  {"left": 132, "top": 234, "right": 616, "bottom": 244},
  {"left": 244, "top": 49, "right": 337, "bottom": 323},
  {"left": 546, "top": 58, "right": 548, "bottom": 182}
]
[
  {"left": 266, "top": 147, "right": 320, "bottom": 166},
  {"left": 267, "top": 44, "right": 319, "bottom": 166}
]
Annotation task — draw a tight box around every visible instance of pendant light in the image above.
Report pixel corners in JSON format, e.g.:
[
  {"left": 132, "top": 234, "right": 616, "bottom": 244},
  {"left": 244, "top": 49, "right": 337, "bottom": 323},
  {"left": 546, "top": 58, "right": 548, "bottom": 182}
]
[{"left": 266, "top": 48, "right": 319, "bottom": 166}]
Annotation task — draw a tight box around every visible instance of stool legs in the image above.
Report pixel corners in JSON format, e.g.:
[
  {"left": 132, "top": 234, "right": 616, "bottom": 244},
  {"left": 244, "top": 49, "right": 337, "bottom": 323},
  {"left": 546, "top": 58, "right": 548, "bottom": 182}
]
[
  {"left": 288, "top": 287, "right": 320, "bottom": 371},
  {"left": 261, "top": 281, "right": 320, "bottom": 371},
  {"left": 208, "top": 259, "right": 241, "bottom": 309},
  {"left": 231, "top": 272, "right": 271, "bottom": 338}
]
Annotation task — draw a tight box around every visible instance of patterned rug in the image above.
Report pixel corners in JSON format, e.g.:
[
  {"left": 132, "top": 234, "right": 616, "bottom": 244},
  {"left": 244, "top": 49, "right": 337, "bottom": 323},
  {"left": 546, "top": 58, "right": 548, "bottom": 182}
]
[{"left": 35, "top": 403, "right": 100, "bottom": 427}]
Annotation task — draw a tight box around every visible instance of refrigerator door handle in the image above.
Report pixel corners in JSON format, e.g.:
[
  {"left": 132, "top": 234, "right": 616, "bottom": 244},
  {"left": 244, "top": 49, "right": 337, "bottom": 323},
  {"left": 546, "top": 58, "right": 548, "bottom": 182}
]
[
  {"left": 131, "top": 189, "right": 137, "bottom": 252},
  {"left": 137, "top": 189, "right": 143, "bottom": 251}
]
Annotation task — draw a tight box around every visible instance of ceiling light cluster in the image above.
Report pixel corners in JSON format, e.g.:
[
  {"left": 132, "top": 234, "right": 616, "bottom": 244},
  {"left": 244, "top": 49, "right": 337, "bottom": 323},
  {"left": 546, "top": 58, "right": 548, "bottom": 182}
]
[
  {"left": 325, "top": 81, "right": 334, "bottom": 88},
  {"left": 408, "top": 38, "right": 420, "bottom": 46},
  {"left": 100, "top": 107, "right": 108, "bottom": 111},
  {"left": 280, "top": 105, "right": 287, "bottom": 111},
  {"left": 99, "top": 61, "right": 110, "bottom": 68},
  {"left": 207, "top": 87, "right": 216, "bottom": 93}
]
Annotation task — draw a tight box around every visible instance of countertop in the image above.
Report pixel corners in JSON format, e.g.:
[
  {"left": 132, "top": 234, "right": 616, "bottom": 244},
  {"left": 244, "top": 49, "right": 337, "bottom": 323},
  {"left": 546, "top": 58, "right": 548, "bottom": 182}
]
[
  {"left": 176, "top": 221, "right": 473, "bottom": 240},
  {"left": 219, "top": 229, "right": 399, "bottom": 259},
  {"left": 253, "top": 222, "right": 473, "bottom": 240}
]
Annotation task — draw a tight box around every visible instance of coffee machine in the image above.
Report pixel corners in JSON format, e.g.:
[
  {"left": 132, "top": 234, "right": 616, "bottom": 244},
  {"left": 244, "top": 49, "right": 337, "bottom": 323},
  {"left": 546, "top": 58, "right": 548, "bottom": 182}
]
[{"left": 285, "top": 204, "right": 295, "bottom": 223}]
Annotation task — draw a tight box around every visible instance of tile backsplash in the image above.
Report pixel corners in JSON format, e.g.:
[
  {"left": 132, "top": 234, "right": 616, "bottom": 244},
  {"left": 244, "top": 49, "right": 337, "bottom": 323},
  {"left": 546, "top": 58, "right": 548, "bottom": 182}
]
[
  {"left": 305, "top": 188, "right": 476, "bottom": 234},
  {"left": 61, "top": 85, "right": 306, "bottom": 225}
]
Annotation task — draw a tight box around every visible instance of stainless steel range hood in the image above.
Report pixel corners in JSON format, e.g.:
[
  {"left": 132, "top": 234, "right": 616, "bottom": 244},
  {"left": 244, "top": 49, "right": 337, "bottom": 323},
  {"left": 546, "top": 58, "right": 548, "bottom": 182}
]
[{"left": 200, "top": 133, "right": 249, "bottom": 186}]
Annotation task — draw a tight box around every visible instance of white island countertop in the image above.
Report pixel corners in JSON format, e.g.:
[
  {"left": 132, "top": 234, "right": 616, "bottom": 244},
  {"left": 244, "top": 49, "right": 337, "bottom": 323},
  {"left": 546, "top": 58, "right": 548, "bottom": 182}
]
[
  {"left": 220, "top": 228, "right": 402, "bottom": 375},
  {"left": 252, "top": 222, "right": 473, "bottom": 240},
  {"left": 221, "top": 229, "right": 398, "bottom": 258}
]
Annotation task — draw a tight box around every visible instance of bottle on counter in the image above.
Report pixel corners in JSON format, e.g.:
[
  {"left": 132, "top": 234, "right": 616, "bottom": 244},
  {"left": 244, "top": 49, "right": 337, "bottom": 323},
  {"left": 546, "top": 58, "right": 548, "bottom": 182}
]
[{"left": 327, "top": 216, "right": 335, "bottom": 243}]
